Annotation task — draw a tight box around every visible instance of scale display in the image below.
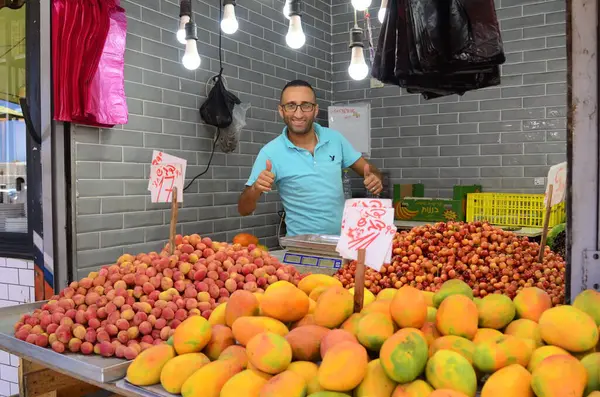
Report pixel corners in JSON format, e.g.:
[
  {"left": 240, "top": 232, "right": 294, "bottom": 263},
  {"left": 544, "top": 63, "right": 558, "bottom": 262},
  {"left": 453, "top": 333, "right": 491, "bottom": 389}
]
[{"left": 283, "top": 252, "right": 342, "bottom": 269}]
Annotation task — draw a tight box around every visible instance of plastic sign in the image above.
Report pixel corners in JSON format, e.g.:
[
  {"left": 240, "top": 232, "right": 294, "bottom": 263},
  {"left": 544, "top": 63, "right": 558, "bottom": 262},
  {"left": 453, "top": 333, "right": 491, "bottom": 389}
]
[
  {"left": 148, "top": 151, "right": 186, "bottom": 203},
  {"left": 337, "top": 199, "right": 396, "bottom": 271},
  {"left": 150, "top": 164, "right": 183, "bottom": 203},
  {"left": 545, "top": 162, "right": 566, "bottom": 207}
]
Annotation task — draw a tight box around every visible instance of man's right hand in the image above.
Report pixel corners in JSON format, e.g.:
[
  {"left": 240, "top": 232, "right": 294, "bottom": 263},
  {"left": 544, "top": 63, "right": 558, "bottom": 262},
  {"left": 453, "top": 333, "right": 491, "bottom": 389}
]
[{"left": 252, "top": 160, "right": 275, "bottom": 193}]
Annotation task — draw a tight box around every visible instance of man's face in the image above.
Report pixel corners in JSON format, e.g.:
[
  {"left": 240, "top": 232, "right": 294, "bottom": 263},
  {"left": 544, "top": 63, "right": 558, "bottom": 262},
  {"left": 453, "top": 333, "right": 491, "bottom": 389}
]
[{"left": 279, "top": 86, "right": 319, "bottom": 135}]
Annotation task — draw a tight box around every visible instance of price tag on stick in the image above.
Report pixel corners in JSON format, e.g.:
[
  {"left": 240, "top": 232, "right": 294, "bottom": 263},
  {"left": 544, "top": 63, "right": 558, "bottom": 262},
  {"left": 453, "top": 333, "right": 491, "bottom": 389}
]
[
  {"left": 337, "top": 200, "right": 396, "bottom": 272},
  {"left": 150, "top": 163, "right": 184, "bottom": 203},
  {"left": 354, "top": 249, "right": 366, "bottom": 313},
  {"left": 538, "top": 185, "right": 554, "bottom": 263},
  {"left": 169, "top": 187, "right": 179, "bottom": 255},
  {"left": 149, "top": 151, "right": 187, "bottom": 191},
  {"left": 544, "top": 161, "right": 566, "bottom": 206}
]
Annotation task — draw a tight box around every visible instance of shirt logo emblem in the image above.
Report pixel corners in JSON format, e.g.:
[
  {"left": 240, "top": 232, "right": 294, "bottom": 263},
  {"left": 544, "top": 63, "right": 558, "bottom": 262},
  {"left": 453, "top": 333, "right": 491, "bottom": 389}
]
[{"left": 329, "top": 155, "right": 335, "bottom": 162}]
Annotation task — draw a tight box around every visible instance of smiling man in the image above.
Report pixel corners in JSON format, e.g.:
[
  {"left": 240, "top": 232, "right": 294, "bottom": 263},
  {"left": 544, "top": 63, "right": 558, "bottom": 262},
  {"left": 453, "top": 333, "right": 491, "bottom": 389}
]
[{"left": 238, "top": 79, "right": 383, "bottom": 237}]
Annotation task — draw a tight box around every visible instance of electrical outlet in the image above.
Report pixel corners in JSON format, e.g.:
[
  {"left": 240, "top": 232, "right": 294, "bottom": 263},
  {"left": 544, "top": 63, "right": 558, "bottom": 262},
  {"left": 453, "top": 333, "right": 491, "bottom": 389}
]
[
  {"left": 534, "top": 177, "right": 546, "bottom": 186},
  {"left": 370, "top": 78, "right": 384, "bottom": 88}
]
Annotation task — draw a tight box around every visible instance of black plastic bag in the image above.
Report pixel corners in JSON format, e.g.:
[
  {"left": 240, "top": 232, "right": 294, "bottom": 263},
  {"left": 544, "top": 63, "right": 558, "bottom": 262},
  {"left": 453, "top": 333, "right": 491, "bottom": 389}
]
[
  {"left": 200, "top": 73, "right": 241, "bottom": 129},
  {"left": 372, "top": 0, "right": 505, "bottom": 99},
  {"left": 447, "top": 0, "right": 505, "bottom": 71}
]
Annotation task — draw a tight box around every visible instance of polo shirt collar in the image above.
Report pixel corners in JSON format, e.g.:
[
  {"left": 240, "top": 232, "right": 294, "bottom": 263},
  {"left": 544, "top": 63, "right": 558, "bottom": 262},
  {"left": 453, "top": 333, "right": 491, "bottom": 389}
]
[{"left": 282, "top": 123, "right": 330, "bottom": 150}]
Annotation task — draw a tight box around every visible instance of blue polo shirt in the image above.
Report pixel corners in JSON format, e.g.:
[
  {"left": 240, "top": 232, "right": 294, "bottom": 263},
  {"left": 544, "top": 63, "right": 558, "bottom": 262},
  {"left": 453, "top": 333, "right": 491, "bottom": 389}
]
[{"left": 246, "top": 123, "right": 362, "bottom": 236}]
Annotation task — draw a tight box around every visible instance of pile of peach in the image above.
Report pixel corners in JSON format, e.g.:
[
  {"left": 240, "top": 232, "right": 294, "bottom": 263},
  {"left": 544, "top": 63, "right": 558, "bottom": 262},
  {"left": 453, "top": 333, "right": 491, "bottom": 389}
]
[{"left": 12, "top": 234, "right": 302, "bottom": 359}]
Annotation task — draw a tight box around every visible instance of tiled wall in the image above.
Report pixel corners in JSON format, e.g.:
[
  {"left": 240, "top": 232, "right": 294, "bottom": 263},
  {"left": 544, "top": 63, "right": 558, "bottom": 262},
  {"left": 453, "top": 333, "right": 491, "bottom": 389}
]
[
  {"left": 0, "top": 257, "right": 35, "bottom": 397},
  {"left": 74, "top": 0, "right": 567, "bottom": 277},
  {"left": 73, "top": 0, "right": 332, "bottom": 279},
  {"left": 331, "top": 0, "right": 567, "bottom": 197}
]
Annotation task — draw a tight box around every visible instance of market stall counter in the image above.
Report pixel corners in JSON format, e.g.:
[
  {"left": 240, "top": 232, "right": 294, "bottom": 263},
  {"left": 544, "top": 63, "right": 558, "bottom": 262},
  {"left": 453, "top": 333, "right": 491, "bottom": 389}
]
[{"left": 0, "top": 302, "right": 140, "bottom": 396}]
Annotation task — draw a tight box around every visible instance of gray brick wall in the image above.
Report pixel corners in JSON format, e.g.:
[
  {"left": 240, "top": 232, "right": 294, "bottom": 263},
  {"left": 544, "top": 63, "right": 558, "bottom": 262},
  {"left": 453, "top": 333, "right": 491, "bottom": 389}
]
[
  {"left": 331, "top": 0, "right": 566, "bottom": 197},
  {"left": 73, "top": 0, "right": 332, "bottom": 278},
  {"left": 74, "top": 0, "right": 567, "bottom": 277}
]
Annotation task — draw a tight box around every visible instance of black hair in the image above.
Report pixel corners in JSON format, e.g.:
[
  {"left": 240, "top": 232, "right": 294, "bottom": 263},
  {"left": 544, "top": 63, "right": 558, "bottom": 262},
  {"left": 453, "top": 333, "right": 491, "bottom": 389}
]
[{"left": 280, "top": 79, "right": 316, "bottom": 102}]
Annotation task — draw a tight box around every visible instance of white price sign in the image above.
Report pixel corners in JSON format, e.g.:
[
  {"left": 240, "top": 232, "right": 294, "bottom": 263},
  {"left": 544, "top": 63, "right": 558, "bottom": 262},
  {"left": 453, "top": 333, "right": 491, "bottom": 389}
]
[{"left": 544, "top": 162, "right": 566, "bottom": 206}]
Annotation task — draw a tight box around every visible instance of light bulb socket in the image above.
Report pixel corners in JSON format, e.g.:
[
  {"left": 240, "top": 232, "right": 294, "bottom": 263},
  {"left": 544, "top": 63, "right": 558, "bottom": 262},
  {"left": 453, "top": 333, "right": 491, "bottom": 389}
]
[
  {"left": 223, "top": 0, "right": 236, "bottom": 6},
  {"left": 185, "top": 21, "right": 198, "bottom": 41},
  {"left": 288, "top": 0, "right": 302, "bottom": 17},
  {"left": 179, "top": 0, "right": 191, "bottom": 17},
  {"left": 349, "top": 26, "right": 364, "bottom": 49}
]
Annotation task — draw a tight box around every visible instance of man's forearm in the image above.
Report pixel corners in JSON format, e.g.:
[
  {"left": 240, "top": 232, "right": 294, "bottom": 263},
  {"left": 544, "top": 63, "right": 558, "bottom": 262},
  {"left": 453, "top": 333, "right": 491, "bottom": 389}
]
[
  {"left": 370, "top": 163, "right": 382, "bottom": 179},
  {"left": 238, "top": 186, "right": 262, "bottom": 216}
]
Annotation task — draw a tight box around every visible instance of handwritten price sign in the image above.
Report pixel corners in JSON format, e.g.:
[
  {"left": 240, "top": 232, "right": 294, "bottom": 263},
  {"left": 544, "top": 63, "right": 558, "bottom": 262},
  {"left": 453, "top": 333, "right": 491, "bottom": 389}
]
[
  {"left": 150, "top": 163, "right": 183, "bottom": 203},
  {"left": 337, "top": 200, "right": 396, "bottom": 271},
  {"left": 544, "top": 162, "right": 566, "bottom": 207}
]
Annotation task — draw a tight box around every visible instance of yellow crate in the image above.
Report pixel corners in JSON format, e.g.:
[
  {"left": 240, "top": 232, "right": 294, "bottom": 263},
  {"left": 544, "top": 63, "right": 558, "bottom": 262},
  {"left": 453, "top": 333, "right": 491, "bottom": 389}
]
[{"left": 466, "top": 193, "right": 566, "bottom": 228}]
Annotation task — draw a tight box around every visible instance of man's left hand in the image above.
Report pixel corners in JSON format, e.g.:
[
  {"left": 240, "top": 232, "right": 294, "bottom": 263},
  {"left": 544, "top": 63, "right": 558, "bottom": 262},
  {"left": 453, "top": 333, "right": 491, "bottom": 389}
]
[{"left": 363, "top": 164, "right": 383, "bottom": 195}]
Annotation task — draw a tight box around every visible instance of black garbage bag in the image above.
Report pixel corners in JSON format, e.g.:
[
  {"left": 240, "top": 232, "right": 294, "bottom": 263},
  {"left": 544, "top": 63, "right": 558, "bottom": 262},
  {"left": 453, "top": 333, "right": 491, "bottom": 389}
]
[
  {"left": 372, "top": 0, "right": 400, "bottom": 84},
  {"left": 447, "top": 0, "right": 505, "bottom": 71},
  {"left": 199, "top": 71, "right": 241, "bottom": 129},
  {"left": 372, "top": 0, "right": 505, "bottom": 99}
]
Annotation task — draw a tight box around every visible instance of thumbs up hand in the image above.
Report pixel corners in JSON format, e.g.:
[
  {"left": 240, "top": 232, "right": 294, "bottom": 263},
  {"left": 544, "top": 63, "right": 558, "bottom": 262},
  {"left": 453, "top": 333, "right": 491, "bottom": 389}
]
[
  {"left": 363, "top": 163, "right": 383, "bottom": 195},
  {"left": 253, "top": 160, "right": 276, "bottom": 193}
]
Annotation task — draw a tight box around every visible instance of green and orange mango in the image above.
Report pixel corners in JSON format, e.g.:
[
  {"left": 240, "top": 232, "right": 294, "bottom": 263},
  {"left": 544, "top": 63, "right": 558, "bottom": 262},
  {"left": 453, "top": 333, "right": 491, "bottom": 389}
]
[
  {"left": 173, "top": 315, "right": 212, "bottom": 355},
  {"left": 246, "top": 332, "right": 292, "bottom": 375},
  {"left": 390, "top": 286, "right": 427, "bottom": 329},
  {"left": 480, "top": 364, "right": 533, "bottom": 397},
  {"left": 356, "top": 312, "right": 395, "bottom": 352},
  {"left": 318, "top": 341, "right": 368, "bottom": 391},
  {"left": 127, "top": 343, "right": 176, "bottom": 386},
  {"left": 314, "top": 286, "right": 354, "bottom": 329},
  {"left": 513, "top": 287, "right": 552, "bottom": 322},
  {"left": 531, "top": 355, "right": 587, "bottom": 397},
  {"left": 426, "top": 350, "right": 477, "bottom": 397},
  {"left": 538, "top": 305, "right": 599, "bottom": 352},
  {"left": 436, "top": 294, "right": 478, "bottom": 340},
  {"left": 380, "top": 328, "right": 428, "bottom": 384},
  {"left": 160, "top": 353, "right": 210, "bottom": 394},
  {"left": 477, "top": 294, "right": 515, "bottom": 329}
]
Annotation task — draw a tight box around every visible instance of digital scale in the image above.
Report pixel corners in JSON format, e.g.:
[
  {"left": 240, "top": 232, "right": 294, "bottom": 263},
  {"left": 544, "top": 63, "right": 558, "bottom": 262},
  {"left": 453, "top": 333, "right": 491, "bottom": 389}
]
[{"left": 277, "top": 234, "right": 347, "bottom": 275}]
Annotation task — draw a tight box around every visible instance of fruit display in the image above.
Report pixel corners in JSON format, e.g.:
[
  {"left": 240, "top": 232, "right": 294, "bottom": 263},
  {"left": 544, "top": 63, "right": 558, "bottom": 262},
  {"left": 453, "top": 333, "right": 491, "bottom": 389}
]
[
  {"left": 124, "top": 275, "right": 600, "bottom": 397},
  {"left": 334, "top": 221, "right": 566, "bottom": 304},
  {"left": 11, "top": 233, "right": 302, "bottom": 358}
]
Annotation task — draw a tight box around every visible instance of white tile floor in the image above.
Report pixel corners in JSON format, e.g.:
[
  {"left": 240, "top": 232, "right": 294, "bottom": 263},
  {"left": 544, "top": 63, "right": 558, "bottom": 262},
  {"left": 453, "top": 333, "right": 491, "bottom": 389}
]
[{"left": 0, "top": 257, "right": 35, "bottom": 397}]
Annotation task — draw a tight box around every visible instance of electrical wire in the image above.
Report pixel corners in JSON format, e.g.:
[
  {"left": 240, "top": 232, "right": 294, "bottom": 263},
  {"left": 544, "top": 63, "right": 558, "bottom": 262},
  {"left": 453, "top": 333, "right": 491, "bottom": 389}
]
[
  {"left": 182, "top": 0, "right": 226, "bottom": 192},
  {"left": 183, "top": 128, "right": 221, "bottom": 191}
]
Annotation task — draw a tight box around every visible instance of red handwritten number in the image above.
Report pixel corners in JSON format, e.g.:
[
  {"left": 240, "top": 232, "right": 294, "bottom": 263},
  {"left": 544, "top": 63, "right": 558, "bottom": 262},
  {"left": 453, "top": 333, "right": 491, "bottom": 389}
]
[
  {"left": 152, "top": 163, "right": 181, "bottom": 202},
  {"left": 368, "top": 219, "right": 386, "bottom": 231}
]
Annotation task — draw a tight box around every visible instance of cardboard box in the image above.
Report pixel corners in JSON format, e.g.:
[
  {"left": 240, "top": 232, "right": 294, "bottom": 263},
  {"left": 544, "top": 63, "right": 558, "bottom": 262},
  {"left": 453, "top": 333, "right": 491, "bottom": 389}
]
[
  {"left": 393, "top": 184, "right": 425, "bottom": 200},
  {"left": 393, "top": 185, "right": 482, "bottom": 222}
]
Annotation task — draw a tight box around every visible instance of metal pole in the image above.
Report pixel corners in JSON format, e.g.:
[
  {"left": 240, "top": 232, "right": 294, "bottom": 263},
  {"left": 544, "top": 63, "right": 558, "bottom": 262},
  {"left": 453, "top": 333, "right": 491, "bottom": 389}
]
[{"left": 567, "top": 0, "right": 599, "bottom": 301}]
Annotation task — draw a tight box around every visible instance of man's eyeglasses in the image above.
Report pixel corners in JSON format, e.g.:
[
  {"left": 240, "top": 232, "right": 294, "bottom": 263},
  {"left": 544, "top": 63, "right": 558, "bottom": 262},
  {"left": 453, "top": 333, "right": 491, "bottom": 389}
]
[{"left": 280, "top": 102, "right": 316, "bottom": 113}]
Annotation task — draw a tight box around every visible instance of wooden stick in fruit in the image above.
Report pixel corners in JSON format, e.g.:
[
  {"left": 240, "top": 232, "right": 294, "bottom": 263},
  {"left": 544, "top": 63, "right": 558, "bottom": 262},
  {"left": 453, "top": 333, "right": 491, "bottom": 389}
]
[
  {"left": 169, "top": 187, "right": 179, "bottom": 255},
  {"left": 354, "top": 249, "right": 366, "bottom": 313},
  {"left": 538, "top": 185, "right": 553, "bottom": 263}
]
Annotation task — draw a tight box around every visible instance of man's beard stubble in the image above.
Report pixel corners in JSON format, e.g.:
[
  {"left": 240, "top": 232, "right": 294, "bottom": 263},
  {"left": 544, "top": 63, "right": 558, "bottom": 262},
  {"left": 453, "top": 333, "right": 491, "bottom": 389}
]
[{"left": 284, "top": 114, "right": 314, "bottom": 135}]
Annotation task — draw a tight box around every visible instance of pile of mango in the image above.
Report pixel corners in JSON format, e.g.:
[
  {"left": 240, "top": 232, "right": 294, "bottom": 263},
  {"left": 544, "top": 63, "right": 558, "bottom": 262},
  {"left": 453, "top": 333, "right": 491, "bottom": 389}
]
[{"left": 125, "top": 274, "right": 600, "bottom": 397}]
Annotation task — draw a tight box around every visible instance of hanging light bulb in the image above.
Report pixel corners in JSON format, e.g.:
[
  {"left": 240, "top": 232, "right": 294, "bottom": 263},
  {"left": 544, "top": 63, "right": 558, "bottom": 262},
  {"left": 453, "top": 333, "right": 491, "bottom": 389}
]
[
  {"left": 286, "top": 15, "right": 306, "bottom": 49},
  {"left": 221, "top": 0, "right": 239, "bottom": 34},
  {"left": 283, "top": 0, "right": 291, "bottom": 20},
  {"left": 285, "top": 0, "right": 305, "bottom": 49},
  {"left": 377, "top": 0, "right": 388, "bottom": 23},
  {"left": 182, "top": 21, "right": 201, "bottom": 70},
  {"left": 348, "top": 26, "right": 369, "bottom": 80},
  {"left": 351, "top": 0, "right": 371, "bottom": 11},
  {"left": 177, "top": 0, "right": 192, "bottom": 45}
]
